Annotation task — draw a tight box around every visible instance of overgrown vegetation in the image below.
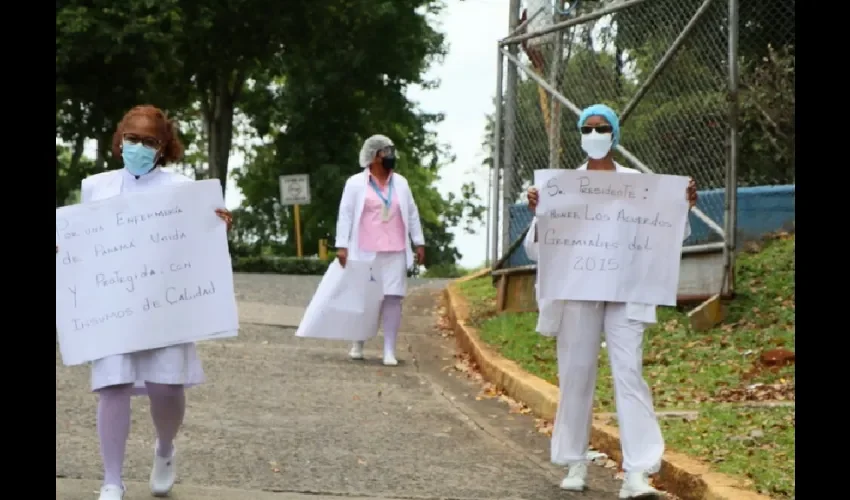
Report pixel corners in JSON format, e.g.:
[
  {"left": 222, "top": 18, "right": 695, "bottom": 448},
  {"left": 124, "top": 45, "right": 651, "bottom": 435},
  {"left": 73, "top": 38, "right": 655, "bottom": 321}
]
[{"left": 455, "top": 233, "right": 795, "bottom": 498}]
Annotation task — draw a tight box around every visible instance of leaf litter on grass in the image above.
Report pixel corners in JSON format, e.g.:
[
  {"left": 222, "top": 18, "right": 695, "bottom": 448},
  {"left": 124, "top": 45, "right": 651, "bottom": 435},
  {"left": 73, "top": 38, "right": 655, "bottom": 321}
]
[{"left": 455, "top": 233, "right": 795, "bottom": 412}]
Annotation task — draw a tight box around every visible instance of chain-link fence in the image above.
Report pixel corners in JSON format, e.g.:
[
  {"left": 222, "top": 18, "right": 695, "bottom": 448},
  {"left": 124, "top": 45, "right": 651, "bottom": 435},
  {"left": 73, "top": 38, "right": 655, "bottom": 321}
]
[{"left": 488, "top": 0, "right": 795, "bottom": 295}]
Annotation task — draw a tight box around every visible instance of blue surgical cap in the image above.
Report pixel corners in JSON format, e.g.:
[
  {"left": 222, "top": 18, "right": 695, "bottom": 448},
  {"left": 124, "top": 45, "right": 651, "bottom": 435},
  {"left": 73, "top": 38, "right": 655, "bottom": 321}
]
[{"left": 577, "top": 104, "right": 620, "bottom": 148}]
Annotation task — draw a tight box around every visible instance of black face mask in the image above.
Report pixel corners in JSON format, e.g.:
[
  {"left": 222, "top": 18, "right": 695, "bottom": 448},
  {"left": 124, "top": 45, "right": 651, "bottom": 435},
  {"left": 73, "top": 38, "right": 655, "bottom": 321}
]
[{"left": 382, "top": 156, "right": 396, "bottom": 170}]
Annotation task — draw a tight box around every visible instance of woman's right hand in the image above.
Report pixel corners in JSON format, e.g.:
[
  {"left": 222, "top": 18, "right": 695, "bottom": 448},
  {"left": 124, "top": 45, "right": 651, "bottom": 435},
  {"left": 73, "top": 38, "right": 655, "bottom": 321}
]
[
  {"left": 527, "top": 187, "right": 539, "bottom": 212},
  {"left": 337, "top": 248, "right": 348, "bottom": 268}
]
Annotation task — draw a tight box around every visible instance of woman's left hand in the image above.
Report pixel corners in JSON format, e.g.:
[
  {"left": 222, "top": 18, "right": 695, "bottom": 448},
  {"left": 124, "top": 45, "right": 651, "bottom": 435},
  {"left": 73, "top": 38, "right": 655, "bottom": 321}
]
[
  {"left": 215, "top": 208, "right": 233, "bottom": 232},
  {"left": 686, "top": 178, "right": 698, "bottom": 209}
]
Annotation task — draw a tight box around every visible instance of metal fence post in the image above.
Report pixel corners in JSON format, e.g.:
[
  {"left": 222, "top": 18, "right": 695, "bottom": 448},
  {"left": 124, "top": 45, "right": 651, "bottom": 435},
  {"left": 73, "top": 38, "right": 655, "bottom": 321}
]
[
  {"left": 490, "top": 48, "right": 504, "bottom": 266},
  {"left": 500, "top": 0, "right": 521, "bottom": 254},
  {"left": 548, "top": 11, "right": 563, "bottom": 170},
  {"left": 724, "top": 0, "right": 740, "bottom": 295},
  {"left": 485, "top": 159, "right": 492, "bottom": 267}
]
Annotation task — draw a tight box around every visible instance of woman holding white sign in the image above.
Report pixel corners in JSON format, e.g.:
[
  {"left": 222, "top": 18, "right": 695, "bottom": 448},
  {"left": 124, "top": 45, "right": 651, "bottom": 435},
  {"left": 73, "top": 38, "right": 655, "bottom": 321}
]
[
  {"left": 334, "top": 134, "right": 426, "bottom": 366},
  {"left": 524, "top": 104, "right": 698, "bottom": 498},
  {"left": 58, "top": 105, "right": 233, "bottom": 500}
]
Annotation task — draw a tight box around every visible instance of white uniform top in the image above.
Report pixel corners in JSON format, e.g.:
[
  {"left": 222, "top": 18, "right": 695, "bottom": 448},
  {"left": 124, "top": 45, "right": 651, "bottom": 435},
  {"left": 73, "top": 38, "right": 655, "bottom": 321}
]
[
  {"left": 82, "top": 167, "right": 206, "bottom": 393},
  {"left": 523, "top": 162, "right": 692, "bottom": 335}
]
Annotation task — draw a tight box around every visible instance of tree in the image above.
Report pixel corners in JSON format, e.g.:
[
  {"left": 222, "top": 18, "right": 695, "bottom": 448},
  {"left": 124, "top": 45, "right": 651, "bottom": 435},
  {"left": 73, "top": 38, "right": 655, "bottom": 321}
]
[
  {"left": 235, "top": 0, "right": 485, "bottom": 266},
  {"left": 56, "top": 0, "right": 485, "bottom": 267},
  {"left": 56, "top": 0, "right": 193, "bottom": 202}
]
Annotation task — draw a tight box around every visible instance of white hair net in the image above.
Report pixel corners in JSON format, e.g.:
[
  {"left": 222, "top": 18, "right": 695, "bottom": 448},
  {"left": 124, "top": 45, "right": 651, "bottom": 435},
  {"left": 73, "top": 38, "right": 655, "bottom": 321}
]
[{"left": 358, "top": 134, "right": 394, "bottom": 168}]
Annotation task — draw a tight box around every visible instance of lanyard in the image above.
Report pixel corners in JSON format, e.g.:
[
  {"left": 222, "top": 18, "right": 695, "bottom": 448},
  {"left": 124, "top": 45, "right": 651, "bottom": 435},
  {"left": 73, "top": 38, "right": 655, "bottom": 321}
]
[{"left": 368, "top": 176, "right": 393, "bottom": 208}]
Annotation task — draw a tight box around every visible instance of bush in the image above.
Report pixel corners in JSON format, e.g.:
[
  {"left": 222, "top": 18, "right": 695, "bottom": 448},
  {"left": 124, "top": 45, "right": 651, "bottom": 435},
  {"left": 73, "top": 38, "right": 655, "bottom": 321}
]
[
  {"left": 232, "top": 256, "right": 331, "bottom": 275},
  {"left": 421, "top": 263, "right": 467, "bottom": 278},
  {"left": 233, "top": 256, "right": 435, "bottom": 278}
]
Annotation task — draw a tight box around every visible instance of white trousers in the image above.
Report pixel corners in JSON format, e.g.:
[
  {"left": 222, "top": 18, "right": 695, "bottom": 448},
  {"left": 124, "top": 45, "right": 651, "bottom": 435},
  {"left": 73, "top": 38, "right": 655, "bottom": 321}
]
[{"left": 551, "top": 301, "right": 663, "bottom": 473}]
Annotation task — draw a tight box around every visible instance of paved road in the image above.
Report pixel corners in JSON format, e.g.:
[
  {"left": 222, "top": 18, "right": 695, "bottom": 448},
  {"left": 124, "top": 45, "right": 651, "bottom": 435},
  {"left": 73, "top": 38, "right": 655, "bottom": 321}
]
[{"left": 56, "top": 274, "right": 622, "bottom": 499}]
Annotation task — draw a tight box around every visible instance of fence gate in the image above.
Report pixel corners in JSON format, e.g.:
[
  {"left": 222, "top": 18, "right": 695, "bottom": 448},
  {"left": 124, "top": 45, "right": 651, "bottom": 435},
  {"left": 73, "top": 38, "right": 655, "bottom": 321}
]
[{"left": 489, "top": 0, "right": 796, "bottom": 300}]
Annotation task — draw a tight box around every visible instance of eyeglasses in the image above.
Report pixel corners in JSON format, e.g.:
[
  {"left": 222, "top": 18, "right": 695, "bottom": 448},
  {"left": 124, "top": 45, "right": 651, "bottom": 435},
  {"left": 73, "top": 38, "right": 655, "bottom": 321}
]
[
  {"left": 377, "top": 146, "right": 396, "bottom": 158},
  {"left": 580, "top": 125, "right": 613, "bottom": 135},
  {"left": 123, "top": 133, "right": 161, "bottom": 149}
]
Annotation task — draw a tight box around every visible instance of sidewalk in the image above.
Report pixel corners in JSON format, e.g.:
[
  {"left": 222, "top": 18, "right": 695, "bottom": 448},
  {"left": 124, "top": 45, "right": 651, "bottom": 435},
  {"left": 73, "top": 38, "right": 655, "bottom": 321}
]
[{"left": 56, "top": 275, "right": 623, "bottom": 499}]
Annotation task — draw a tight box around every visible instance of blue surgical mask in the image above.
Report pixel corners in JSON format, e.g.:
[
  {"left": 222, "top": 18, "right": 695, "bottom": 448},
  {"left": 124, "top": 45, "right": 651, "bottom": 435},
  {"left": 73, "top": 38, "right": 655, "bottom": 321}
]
[{"left": 122, "top": 141, "right": 158, "bottom": 177}]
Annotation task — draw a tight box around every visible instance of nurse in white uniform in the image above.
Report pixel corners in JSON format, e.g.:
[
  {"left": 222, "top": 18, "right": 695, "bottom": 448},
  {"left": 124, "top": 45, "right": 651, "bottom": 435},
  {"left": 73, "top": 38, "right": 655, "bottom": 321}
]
[
  {"left": 60, "top": 105, "right": 233, "bottom": 500},
  {"left": 524, "top": 104, "right": 698, "bottom": 499},
  {"left": 335, "top": 135, "right": 425, "bottom": 365}
]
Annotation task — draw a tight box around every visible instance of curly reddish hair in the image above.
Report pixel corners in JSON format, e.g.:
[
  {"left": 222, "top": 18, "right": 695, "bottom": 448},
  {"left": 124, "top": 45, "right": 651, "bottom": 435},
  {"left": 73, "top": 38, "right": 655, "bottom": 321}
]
[{"left": 111, "top": 105, "right": 185, "bottom": 166}]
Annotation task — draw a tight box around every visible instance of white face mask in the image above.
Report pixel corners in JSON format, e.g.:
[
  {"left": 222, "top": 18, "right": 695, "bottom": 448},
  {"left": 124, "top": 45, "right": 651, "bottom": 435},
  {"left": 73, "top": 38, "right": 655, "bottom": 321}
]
[{"left": 581, "top": 131, "right": 613, "bottom": 160}]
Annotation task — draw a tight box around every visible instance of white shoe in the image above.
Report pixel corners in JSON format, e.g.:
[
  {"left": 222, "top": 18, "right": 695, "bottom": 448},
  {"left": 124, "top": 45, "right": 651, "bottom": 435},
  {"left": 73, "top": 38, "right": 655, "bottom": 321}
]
[
  {"left": 383, "top": 353, "right": 398, "bottom": 366},
  {"left": 149, "top": 443, "right": 177, "bottom": 497},
  {"left": 98, "top": 484, "right": 124, "bottom": 500},
  {"left": 349, "top": 341, "right": 365, "bottom": 360},
  {"left": 619, "top": 471, "right": 663, "bottom": 499},
  {"left": 559, "top": 462, "right": 588, "bottom": 491}
]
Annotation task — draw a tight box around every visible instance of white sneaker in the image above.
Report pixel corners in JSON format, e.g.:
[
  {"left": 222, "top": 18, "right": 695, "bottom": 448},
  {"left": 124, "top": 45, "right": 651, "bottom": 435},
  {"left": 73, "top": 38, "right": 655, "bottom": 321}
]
[
  {"left": 559, "top": 462, "right": 588, "bottom": 491},
  {"left": 149, "top": 443, "right": 177, "bottom": 497},
  {"left": 98, "top": 484, "right": 124, "bottom": 500},
  {"left": 383, "top": 353, "right": 398, "bottom": 366},
  {"left": 619, "top": 471, "right": 663, "bottom": 499},
  {"left": 349, "top": 341, "right": 365, "bottom": 360}
]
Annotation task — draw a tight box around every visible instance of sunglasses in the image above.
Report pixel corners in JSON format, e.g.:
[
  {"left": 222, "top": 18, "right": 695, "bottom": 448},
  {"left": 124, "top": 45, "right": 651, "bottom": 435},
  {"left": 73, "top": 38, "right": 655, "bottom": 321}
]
[{"left": 580, "top": 125, "right": 613, "bottom": 135}]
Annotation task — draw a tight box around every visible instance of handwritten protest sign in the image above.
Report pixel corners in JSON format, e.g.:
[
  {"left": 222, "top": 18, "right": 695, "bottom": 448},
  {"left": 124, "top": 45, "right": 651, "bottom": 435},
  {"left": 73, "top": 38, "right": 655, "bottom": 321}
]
[
  {"left": 55, "top": 179, "right": 239, "bottom": 366},
  {"left": 534, "top": 169, "right": 689, "bottom": 306},
  {"left": 296, "top": 260, "right": 383, "bottom": 342}
]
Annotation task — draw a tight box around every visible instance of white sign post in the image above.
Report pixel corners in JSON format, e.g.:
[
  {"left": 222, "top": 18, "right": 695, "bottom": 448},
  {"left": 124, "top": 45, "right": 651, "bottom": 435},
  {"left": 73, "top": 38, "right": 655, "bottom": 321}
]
[
  {"left": 534, "top": 169, "right": 690, "bottom": 306},
  {"left": 55, "top": 179, "right": 239, "bottom": 366},
  {"left": 278, "top": 174, "right": 311, "bottom": 257},
  {"left": 279, "top": 174, "right": 311, "bottom": 205}
]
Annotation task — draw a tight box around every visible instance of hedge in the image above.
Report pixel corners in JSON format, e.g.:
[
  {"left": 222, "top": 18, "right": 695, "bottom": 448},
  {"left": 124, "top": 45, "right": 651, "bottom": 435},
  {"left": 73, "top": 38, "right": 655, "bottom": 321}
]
[
  {"left": 232, "top": 256, "right": 423, "bottom": 277},
  {"left": 232, "top": 256, "right": 331, "bottom": 275}
]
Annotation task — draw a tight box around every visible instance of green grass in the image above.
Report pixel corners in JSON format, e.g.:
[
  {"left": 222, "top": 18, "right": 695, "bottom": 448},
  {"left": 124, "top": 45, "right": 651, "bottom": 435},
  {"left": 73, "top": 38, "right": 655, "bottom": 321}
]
[
  {"left": 455, "top": 233, "right": 795, "bottom": 498},
  {"left": 661, "top": 404, "right": 795, "bottom": 498}
]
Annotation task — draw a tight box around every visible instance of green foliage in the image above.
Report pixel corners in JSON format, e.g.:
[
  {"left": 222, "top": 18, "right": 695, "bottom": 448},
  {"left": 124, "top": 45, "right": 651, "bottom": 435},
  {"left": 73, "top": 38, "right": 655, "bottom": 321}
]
[
  {"left": 232, "top": 256, "right": 331, "bottom": 275},
  {"left": 56, "top": 143, "right": 97, "bottom": 207},
  {"left": 483, "top": 0, "right": 795, "bottom": 197},
  {"left": 57, "top": 0, "right": 484, "bottom": 267},
  {"left": 738, "top": 45, "right": 795, "bottom": 185},
  {"left": 421, "top": 263, "right": 468, "bottom": 279},
  {"left": 56, "top": 0, "right": 187, "bottom": 202},
  {"left": 660, "top": 405, "right": 795, "bottom": 498},
  {"left": 233, "top": 0, "right": 485, "bottom": 267}
]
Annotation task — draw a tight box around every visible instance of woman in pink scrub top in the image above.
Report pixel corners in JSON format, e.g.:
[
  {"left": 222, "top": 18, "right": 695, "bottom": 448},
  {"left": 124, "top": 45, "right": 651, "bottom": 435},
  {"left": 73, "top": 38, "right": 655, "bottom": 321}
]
[{"left": 334, "top": 135, "right": 426, "bottom": 365}]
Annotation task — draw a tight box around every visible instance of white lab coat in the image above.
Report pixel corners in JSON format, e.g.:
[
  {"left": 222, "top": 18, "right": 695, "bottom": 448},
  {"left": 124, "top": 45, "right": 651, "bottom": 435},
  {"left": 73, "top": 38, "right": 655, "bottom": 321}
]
[
  {"left": 335, "top": 170, "right": 425, "bottom": 270},
  {"left": 81, "top": 168, "right": 206, "bottom": 394}
]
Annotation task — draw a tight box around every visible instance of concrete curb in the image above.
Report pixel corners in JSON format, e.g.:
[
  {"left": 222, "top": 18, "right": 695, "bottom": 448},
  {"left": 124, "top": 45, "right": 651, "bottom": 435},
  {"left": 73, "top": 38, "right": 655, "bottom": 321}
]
[{"left": 443, "top": 283, "right": 771, "bottom": 500}]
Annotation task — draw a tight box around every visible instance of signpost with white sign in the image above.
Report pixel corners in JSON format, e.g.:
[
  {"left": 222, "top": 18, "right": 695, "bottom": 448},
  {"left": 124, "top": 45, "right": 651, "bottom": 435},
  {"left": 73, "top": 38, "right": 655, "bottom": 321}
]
[{"left": 278, "top": 174, "right": 311, "bottom": 257}]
